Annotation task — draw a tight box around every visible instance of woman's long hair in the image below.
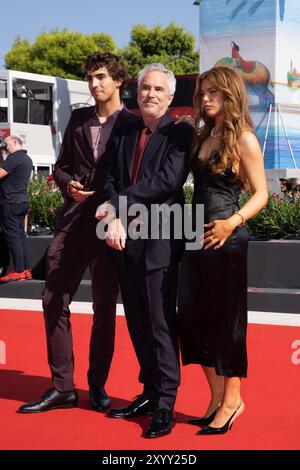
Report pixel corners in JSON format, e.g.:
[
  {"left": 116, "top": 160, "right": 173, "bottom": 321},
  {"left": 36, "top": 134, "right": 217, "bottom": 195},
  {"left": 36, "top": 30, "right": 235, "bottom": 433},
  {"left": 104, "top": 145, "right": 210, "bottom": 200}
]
[{"left": 193, "top": 66, "right": 254, "bottom": 174}]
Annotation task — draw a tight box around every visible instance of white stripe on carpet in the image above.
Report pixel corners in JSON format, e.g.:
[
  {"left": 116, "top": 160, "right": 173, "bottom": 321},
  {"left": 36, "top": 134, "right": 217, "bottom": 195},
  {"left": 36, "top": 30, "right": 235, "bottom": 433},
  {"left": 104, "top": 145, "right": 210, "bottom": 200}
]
[
  {"left": 0, "top": 298, "right": 125, "bottom": 316},
  {"left": 1, "top": 298, "right": 300, "bottom": 326}
]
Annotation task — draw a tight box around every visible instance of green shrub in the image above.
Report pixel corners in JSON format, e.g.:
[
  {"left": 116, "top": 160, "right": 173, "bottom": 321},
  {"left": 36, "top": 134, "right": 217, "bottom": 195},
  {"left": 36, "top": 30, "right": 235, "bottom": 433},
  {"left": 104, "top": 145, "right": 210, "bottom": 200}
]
[
  {"left": 183, "top": 183, "right": 300, "bottom": 238},
  {"left": 28, "top": 177, "right": 63, "bottom": 232},
  {"left": 240, "top": 192, "right": 300, "bottom": 238},
  {"left": 30, "top": 179, "right": 300, "bottom": 239},
  {"left": 183, "top": 181, "right": 194, "bottom": 205}
]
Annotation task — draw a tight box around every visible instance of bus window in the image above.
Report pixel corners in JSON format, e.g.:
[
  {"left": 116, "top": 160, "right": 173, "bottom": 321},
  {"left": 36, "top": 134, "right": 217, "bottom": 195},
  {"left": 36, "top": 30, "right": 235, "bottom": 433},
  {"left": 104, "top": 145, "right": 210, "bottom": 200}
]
[
  {"left": 0, "top": 108, "right": 7, "bottom": 122},
  {"left": 13, "top": 80, "right": 53, "bottom": 125},
  {"left": 36, "top": 165, "right": 51, "bottom": 178},
  {"left": 0, "top": 80, "right": 8, "bottom": 122},
  {"left": 171, "top": 74, "right": 196, "bottom": 117},
  {"left": 0, "top": 80, "right": 7, "bottom": 99}
]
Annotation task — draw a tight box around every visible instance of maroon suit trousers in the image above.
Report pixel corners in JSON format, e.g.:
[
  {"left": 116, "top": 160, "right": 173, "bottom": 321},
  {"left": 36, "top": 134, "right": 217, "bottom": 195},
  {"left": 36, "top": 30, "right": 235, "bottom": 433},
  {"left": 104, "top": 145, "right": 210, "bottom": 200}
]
[{"left": 42, "top": 223, "right": 119, "bottom": 391}]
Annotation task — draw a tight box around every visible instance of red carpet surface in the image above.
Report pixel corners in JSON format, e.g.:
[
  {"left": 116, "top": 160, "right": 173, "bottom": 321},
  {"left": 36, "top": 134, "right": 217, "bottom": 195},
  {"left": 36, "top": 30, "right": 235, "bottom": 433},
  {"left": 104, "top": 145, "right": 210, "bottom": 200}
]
[{"left": 0, "top": 309, "right": 299, "bottom": 450}]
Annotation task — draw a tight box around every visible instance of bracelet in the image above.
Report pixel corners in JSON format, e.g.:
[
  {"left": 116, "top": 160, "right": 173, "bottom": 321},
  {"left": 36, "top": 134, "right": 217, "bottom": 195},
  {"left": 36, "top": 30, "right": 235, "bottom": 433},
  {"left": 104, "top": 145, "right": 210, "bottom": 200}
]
[{"left": 234, "top": 211, "right": 245, "bottom": 226}]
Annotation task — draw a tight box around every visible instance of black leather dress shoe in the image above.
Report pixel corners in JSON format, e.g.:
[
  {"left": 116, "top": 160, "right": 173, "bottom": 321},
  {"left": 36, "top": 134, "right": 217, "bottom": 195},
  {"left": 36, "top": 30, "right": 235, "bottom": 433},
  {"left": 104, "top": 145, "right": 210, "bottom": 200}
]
[
  {"left": 145, "top": 408, "right": 174, "bottom": 438},
  {"left": 89, "top": 386, "right": 111, "bottom": 411},
  {"left": 18, "top": 388, "right": 78, "bottom": 413},
  {"left": 109, "top": 395, "right": 154, "bottom": 418}
]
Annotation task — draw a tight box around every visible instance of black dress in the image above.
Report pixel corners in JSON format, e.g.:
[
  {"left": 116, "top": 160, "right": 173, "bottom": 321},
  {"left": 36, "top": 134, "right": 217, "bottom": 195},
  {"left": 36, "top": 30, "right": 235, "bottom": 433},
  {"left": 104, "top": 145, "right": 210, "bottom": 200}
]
[{"left": 178, "top": 154, "right": 249, "bottom": 378}]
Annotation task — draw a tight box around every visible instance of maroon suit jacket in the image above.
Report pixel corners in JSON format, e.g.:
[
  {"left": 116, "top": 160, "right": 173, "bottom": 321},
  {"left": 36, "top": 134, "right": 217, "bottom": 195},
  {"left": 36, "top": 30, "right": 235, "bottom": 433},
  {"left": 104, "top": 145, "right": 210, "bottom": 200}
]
[{"left": 53, "top": 105, "right": 139, "bottom": 233}]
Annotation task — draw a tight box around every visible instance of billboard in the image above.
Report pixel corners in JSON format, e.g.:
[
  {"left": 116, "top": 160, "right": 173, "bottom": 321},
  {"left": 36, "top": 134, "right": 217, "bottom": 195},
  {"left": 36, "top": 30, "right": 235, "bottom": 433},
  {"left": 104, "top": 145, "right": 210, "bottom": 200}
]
[{"left": 199, "top": 0, "right": 300, "bottom": 169}]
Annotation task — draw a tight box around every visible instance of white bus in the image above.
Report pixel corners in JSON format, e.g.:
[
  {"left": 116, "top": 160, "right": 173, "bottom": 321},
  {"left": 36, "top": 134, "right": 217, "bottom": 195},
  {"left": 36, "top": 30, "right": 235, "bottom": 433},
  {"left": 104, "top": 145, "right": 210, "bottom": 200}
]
[{"left": 0, "top": 69, "right": 93, "bottom": 176}]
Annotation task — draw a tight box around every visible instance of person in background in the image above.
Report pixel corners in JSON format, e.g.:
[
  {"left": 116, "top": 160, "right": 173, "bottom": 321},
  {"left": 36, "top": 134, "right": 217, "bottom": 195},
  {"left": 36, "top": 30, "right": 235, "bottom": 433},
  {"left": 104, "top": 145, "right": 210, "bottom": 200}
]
[
  {"left": 0, "top": 135, "right": 33, "bottom": 282},
  {"left": 279, "top": 177, "right": 300, "bottom": 202},
  {"left": 178, "top": 66, "right": 268, "bottom": 435}
]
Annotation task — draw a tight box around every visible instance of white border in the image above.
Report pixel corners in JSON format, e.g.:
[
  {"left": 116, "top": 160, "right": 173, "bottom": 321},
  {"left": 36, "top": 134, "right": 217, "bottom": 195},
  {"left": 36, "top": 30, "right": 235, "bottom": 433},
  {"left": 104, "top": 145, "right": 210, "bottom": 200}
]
[{"left": 1, "top": 298, "right": 300, "bottom": 326}]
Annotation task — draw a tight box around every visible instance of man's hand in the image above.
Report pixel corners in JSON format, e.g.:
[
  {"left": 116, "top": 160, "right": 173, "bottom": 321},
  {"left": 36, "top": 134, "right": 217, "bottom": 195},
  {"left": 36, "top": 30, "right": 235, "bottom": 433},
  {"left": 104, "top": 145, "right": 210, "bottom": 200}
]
[
  {"left": 95, "top": 200, "right": 115, "bottom": 223},
  {"left": 106, "top": 218, "right": 126, "bottom": 251},
  {"left": 68, "top": 180, "right": 95, "bottom": 202},
  {"left": 0, "top": 167, "right": 8, "bottom": 179}
]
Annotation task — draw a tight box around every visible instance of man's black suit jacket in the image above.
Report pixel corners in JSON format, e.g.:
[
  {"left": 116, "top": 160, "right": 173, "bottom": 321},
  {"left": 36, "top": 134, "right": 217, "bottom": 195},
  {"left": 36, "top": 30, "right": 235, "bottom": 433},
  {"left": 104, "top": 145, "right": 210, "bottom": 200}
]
[
  {"left": 53, "top": 106, "right": 139, "bottom": 233},
  {"left": 103, "top": 113, "right": 194, "bottom": 271}
]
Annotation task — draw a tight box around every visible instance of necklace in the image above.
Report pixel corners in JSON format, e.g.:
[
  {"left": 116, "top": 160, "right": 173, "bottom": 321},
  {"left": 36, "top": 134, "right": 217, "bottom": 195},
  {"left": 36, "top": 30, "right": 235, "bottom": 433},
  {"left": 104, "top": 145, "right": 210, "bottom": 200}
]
[{"left": 210, "top": 127, "right": 222, "bottom": 138}]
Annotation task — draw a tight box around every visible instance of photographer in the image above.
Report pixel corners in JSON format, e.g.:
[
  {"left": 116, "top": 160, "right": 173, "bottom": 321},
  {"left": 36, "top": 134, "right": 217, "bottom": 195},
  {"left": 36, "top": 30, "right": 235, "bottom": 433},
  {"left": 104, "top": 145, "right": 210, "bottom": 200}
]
[
  {"left": 0, "top": 135, "right": 33, "bottom": 282},
  {"left": 279, "top": 177, "right": 300, "bottom": 202}
]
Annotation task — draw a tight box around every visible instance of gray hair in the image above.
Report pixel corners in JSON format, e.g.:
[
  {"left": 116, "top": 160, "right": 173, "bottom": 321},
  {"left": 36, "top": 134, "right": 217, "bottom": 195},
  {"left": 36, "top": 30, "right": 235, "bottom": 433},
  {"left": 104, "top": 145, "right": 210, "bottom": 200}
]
[
  {"left": 137, "top": 63, "right": 176, "bottom": 95},
  {"left": 8, "top": 135, "right": 23, "bottom": 146}
]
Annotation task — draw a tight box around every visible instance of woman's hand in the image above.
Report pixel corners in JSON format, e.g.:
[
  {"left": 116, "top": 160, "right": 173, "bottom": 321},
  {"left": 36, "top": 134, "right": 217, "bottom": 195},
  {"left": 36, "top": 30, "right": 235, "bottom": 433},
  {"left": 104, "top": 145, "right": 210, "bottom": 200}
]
[{"left": 203, "top": 218, "right": 236, "bottom": 250}]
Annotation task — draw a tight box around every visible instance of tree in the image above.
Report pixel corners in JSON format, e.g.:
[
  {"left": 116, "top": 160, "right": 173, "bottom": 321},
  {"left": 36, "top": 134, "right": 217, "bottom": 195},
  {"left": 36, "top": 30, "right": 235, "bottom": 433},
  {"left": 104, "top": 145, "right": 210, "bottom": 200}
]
[
  {"left": 5, "top": 24, "right": 199, "bottom": 79},
  {"left": 5, "top": 29, "right": 116, "bottom": 79},
  {"left": 118, "top": 23, "right": 199, "bottom": 77}
]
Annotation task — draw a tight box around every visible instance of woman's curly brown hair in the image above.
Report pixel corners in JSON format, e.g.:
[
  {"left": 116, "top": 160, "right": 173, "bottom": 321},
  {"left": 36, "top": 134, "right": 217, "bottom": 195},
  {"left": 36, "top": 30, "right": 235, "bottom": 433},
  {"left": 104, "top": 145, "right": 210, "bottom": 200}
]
[{"left": 193, "top": 66, "right": 254, "bottom": 174}]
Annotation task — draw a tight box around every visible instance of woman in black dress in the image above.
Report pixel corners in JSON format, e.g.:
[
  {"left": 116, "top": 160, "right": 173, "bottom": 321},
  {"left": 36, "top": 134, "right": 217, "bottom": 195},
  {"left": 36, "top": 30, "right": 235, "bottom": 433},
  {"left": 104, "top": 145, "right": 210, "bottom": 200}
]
[{"left": 178, "top": 67, "right": 268, "bottom": 435}]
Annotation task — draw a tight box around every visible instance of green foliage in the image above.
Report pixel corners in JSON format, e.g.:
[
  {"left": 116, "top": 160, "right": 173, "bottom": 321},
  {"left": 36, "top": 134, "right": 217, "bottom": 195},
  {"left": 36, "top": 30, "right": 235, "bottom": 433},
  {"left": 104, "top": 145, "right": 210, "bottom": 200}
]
[
  {"left": 119, "top": 23, "right": 199, "bottom": 77},
  {"left": 28, "top": 177, "right": 63, "bottom": 232},
  {"left": 28, "top": 180, "right": 300, "bottom": 239},
  {"left": 240, "top": 192, "right": 300, "bottom": 238},
  {"left": 4, "top": 36, "right": 32, "bottom": 71},
  {"left": 184, "top": 184, "right": 300, "bottom": 238},
  {"left": 5, "top": 24, "right": 198, "bottom": 79},
  {"left": 5, "top": 29, "right": 116, "bottom": 79},
  {"left": 183, "top": 182, "right": 194, "bottom": 204}
]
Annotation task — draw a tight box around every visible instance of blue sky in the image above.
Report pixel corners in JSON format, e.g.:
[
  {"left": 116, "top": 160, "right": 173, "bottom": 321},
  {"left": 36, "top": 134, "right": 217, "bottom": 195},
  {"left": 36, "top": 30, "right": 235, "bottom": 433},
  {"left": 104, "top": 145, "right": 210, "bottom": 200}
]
[{"left": 0, "top": 0, "right": 199, "bottom": 67}]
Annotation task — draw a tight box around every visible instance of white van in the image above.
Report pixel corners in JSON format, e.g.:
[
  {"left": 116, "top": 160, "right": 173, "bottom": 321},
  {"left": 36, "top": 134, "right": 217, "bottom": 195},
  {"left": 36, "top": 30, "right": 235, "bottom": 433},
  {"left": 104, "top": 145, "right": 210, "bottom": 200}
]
[{"left": 0, "top": 69, "right": 93, "bottom": 176}]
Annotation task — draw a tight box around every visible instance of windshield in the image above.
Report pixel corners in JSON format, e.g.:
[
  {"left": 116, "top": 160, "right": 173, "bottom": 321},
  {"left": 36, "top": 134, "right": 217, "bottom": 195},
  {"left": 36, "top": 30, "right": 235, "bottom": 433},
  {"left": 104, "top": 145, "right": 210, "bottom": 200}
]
[{"left": 0, "top": 80, "right": 8, "bottom": 123}]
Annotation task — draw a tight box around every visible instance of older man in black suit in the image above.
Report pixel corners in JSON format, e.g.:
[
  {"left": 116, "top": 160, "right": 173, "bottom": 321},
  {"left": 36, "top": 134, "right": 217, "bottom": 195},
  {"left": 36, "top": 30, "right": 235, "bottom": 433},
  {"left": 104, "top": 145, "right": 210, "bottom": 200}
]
[{"left": 97, "top": 63, "right": 193, "bottom": 437}]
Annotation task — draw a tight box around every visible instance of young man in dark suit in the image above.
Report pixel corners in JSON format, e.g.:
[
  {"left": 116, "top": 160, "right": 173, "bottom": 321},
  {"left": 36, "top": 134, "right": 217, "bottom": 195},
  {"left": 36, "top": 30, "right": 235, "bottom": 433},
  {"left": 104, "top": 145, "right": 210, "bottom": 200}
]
[
  {"left": 96, "top": 63, "right": 193, "bottom": 437},
  {"left": 19, "top": 53, "right": 138, "bottom": 414}
]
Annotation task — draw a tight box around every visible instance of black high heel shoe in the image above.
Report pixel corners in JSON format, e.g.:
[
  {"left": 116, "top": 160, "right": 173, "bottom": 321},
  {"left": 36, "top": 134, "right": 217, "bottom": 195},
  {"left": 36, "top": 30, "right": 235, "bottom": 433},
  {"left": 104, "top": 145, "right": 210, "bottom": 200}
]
[
  {"left": 187, "top": 409, "right": 218, "bottom": 427},
  {"left": 197, "top": 401, "right": 245, "bottom": 435}
]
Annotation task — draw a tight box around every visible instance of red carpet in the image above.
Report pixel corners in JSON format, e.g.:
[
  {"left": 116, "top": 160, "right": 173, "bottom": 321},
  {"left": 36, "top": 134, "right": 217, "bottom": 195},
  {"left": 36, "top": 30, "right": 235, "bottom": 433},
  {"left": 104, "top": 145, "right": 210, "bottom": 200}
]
[{"left": 0, "top": 309, "right": 299, "bottom": 450}]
